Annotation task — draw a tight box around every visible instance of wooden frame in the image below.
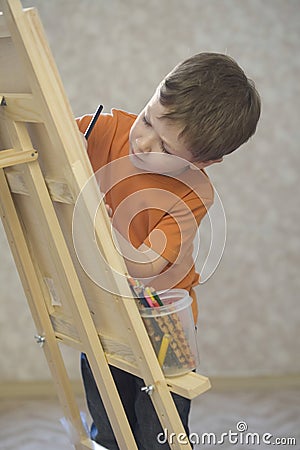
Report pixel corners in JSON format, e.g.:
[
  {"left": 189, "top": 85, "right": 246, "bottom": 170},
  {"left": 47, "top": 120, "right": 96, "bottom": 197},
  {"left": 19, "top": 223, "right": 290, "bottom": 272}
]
[{"left": 0, "top": 1, "right": 210, "bottom": 448}]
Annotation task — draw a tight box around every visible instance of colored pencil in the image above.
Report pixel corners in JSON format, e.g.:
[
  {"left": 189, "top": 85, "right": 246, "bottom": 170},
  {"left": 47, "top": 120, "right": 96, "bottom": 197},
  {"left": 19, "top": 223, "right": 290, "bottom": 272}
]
[
  {"left": 84, "top": 104, "right": 103, "bottom": 139},
  {"left": 158, "top": 333, "right": 171, "bottom": 366}
]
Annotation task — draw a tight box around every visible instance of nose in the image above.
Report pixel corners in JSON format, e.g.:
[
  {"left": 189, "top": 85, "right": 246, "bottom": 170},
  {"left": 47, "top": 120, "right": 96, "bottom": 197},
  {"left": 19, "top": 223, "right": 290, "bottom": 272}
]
[{"left": 135, "top": 136, "right": 153, "bottom": 153}]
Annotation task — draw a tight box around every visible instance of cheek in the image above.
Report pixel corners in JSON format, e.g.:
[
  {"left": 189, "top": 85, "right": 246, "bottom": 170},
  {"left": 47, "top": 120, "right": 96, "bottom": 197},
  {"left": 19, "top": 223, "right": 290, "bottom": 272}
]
[{"left": 130, "top": 153, "right": 189, "bottom": 174}]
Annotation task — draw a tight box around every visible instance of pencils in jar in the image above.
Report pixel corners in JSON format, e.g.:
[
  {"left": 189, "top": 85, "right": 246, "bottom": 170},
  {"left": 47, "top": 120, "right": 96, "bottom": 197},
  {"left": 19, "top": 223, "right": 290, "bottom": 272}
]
[{"left": 127, "top": 277, "right": 163, "bottom": 308}]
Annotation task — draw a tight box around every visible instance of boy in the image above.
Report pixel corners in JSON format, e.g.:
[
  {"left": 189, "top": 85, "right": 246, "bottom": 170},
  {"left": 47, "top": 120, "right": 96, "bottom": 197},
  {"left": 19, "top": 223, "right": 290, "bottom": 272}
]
[{"left": 77, "top": 52, "right": 261, "bottom": 449}]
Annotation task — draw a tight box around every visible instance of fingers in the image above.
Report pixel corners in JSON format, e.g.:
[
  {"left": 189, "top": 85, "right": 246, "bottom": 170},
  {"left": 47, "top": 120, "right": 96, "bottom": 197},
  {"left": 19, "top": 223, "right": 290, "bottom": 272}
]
[
  {"left": 106, "top": 204, "right": 113, "bottom": 217},
  {"left": 80, "top": 132, "right": 88, "bottom": 149}
]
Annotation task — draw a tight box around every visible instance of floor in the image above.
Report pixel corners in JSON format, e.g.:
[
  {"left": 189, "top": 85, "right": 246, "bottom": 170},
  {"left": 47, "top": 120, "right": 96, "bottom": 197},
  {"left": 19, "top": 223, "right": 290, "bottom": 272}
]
[{"left": 0, "top": 386, "right": 299, "bottom": 450}]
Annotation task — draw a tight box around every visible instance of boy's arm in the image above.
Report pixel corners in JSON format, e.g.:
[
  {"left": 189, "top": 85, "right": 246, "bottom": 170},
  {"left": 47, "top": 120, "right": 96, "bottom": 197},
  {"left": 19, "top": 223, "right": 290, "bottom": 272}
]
[
  {"left": 110, "top": 189, "right": 212, "bottom": 280},
  {"left": 111, "top": 226, "right": 169, "bottom": 278}
]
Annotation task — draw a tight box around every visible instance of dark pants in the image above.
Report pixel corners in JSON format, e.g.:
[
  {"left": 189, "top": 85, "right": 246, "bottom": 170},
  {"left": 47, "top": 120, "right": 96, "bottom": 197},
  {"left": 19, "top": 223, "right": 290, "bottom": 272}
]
[{"left": 81, "top": 353, "right": 192, "bottom": 449}]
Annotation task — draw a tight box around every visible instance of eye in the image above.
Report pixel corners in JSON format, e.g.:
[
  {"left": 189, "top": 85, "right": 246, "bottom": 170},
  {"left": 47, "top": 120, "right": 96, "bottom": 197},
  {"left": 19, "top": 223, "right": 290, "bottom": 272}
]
[
  {"left": 142, "top": 115, "right": 151, "bottom": 127},
  {"left": 143, "top": 114, "right": 171, "bottom": 154}
]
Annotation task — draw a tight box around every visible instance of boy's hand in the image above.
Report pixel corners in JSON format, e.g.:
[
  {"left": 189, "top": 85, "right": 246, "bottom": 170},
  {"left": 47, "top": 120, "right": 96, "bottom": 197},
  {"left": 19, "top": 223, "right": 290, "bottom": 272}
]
[
  {"left": 106, "top": 204, "right": 113, "bottom": 217},
  {"left": 80, "top": 132, "right": 88, "bottom": 149}
]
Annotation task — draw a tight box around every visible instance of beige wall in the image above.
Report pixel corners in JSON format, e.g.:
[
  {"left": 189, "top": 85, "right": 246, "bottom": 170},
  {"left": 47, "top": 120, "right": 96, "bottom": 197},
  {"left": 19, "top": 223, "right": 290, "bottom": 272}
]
[{"left": 0, "top": 0, "right": 299, "bottom": 380}]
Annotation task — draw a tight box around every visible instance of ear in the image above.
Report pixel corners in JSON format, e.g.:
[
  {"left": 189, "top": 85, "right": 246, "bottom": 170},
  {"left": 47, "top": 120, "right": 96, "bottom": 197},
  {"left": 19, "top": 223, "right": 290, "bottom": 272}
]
[{"left": 189, "top": 158, "right": 223, "bottom": 170}]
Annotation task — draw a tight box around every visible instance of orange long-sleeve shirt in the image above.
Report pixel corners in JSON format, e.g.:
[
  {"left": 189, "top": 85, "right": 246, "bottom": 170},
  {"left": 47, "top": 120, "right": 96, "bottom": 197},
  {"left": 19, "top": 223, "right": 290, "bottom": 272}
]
[{"left": 77, "top": 109, "right": 213, "bottom": 322}]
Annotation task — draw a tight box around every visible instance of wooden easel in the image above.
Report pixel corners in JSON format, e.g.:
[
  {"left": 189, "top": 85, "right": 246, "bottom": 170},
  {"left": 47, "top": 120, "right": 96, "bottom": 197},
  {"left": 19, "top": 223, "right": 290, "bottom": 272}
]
[{"left": 0, "top": 1, "right": 210, "bottom": 448}]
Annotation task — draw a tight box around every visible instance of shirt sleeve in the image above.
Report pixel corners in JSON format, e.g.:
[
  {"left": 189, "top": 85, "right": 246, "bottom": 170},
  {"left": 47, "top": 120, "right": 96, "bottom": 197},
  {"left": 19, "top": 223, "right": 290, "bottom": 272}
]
[
  {"left": 143, "top": 192, "right": 212, "bottom": 265},
  {"left": 76, "top": 110, "right": 118, "bottom": 172},
  {"left": 76, "top": 109, "right": 137, "bottom": 172}
]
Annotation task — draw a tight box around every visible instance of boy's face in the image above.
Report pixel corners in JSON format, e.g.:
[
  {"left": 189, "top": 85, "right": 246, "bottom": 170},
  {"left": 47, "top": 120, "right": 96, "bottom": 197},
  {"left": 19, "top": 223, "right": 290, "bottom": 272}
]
[{"left": 129, "top": 91, "right": 219, "bottom": 175}]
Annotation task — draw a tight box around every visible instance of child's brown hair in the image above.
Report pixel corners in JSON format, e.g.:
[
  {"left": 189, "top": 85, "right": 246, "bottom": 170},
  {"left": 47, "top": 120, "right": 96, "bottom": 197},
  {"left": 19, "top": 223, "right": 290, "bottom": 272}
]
[{"left": 159, "top": 53, "right": 261, "bottom": 162}]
